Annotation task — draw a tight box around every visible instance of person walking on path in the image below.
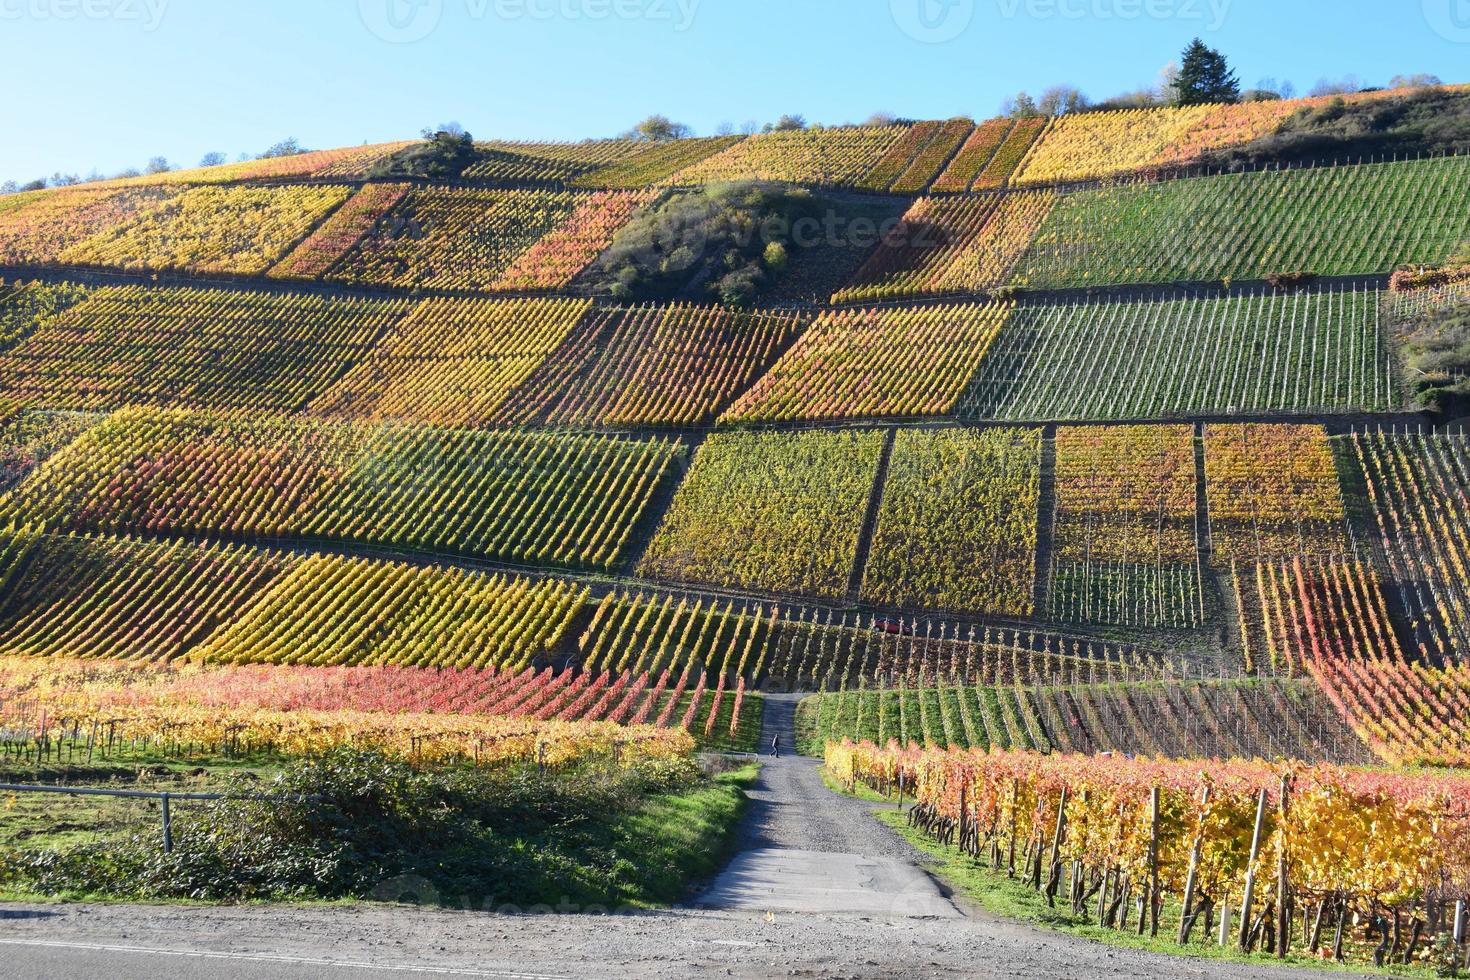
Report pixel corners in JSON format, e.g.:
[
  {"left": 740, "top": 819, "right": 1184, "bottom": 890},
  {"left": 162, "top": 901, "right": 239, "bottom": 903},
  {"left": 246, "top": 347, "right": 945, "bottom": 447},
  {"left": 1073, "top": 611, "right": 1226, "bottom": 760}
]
[{"left": 770, "top": 734, "right": 781, "bottom": 759}]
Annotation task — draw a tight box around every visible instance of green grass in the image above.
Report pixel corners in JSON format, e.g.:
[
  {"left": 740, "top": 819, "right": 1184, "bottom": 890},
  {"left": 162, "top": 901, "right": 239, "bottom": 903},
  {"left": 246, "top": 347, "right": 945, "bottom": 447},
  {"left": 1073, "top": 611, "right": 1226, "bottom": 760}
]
[
  {"left": 608, "top": 763, "right": 757, "bottom": 907},
  {"left": 874, "top": 809, "right": 1437, "bottom": 977},
  {"left": 690, "top": 691, "right": 765, "bottom": 754}
]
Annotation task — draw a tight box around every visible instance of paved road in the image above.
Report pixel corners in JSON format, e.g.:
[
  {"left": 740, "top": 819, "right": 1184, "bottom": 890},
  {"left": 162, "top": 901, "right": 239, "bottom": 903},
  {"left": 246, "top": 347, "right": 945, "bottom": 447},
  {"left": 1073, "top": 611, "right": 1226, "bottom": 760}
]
[{"left": 698, "top": 695, "right": 961, "bottom": 917}]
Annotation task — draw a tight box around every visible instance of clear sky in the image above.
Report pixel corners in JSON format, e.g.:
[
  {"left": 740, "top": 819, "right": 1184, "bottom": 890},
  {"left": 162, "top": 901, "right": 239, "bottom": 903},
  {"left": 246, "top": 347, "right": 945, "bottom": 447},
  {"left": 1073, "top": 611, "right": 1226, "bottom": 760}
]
[{"left": 2, "top": 0, "right": 1466, "bottom": 184}]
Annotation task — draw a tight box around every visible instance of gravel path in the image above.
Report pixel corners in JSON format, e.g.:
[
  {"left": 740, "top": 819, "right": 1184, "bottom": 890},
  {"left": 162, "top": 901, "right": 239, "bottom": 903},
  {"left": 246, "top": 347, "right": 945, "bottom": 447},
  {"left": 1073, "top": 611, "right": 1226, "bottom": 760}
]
[
  {"left": 0, "top": 902, "right": 1356, "bottom": 979},
  {"left": 730, "top": 694, "right": 916, "bottom": 860}
]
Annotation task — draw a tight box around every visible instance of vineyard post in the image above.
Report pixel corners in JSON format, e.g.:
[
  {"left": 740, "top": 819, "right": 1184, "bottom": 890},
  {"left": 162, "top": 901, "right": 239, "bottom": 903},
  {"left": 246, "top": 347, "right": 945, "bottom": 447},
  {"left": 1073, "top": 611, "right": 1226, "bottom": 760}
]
[
  {"left": 1148, "top": 785, "right": 1161, "bottom": 937},
  {"left": 161, "top": 792, "right": 173, "bottom": 854},
  {"left": 1045, "top": 785, "right": 1067, "bottom": 907},
  {"left": 1455, "top": 900, "right": 1466, "bottom": 960},
  {"left": 1178, "top": 783, "right": 1212, "bottom": 945},
  {"left": 958, "top": 779, "right": 969, "bottom": 855},
  {"left": 1007, "top": 779, "right": 1018, "bottom": 877},
  {"left": 1239, "top": 788, "right": 1269, "bottom": 951},
  {"left": 1276, "top": 774, "right": 1291, "bottom": 958}
]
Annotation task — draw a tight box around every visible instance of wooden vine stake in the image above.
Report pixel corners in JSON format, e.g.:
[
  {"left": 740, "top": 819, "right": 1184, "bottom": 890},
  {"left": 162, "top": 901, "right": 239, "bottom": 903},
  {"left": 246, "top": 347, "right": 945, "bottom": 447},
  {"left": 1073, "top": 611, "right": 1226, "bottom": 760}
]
[
  {"left": 1148, "top": 785, "right": 1161, "bottom": 937},
  {"left": 1045, "top": 785, "right": 1068, "bottom": 907},
  {"left": 1276, "top": 774, "right": 1291, "bottom": 959},
  {"left": 1239, "top": 788, "right": 1270, "bottom": 951},
  {"left": 1178, "top": 783, "right": 1212, "bottom": 945}
]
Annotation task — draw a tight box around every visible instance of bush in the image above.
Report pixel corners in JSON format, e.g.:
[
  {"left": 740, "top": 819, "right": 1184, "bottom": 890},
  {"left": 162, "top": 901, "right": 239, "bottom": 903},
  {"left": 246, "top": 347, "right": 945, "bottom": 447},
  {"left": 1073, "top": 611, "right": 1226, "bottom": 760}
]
[
  {"left": 371, "top": 130, "right": 478, "bottom": 181},
  {"left": 582, "top": 181, "right": 824, "bottom": 307},
  {"left": 1264, "top": 271, "right": 1319, "bottom": 290},
  {"left": 1400, "top": 295, "right": 1470, "bottom": 414},
  {"left": 0, "top": 750, "right": 708, "bottom": 906}
]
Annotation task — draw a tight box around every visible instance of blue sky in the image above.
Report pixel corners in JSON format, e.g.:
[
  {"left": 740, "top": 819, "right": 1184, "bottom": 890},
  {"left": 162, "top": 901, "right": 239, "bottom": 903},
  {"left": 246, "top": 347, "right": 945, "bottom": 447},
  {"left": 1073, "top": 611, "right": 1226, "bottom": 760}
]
[{"left": 2, "top": 0, "right": 1466, "bottom": 184}]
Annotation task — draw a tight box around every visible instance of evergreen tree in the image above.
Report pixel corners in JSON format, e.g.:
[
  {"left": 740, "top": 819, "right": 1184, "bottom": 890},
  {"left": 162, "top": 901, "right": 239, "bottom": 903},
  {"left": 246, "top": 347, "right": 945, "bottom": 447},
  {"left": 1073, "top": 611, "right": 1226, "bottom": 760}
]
[{"left": 1172, "top": 38, "right": 1240, "bottom": 105}]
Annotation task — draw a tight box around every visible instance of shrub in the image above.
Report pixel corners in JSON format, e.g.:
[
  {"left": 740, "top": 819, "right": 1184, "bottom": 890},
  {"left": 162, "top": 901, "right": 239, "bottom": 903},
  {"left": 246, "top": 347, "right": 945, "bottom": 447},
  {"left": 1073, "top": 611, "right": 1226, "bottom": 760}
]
[
  {"left": 371, "top": 129, "right": 478, "bottom": 181},
  {"left": 581, "top": 181, "right": 822, "bottom": 307},
  {"left": 0, "top": 750, "right": 707, "bottom": 905}
]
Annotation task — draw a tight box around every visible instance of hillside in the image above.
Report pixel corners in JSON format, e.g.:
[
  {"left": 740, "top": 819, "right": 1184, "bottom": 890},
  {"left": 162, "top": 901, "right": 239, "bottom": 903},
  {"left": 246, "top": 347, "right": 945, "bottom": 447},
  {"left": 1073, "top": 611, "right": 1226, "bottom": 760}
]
[{"left": 2, "top": 80, "right": 1470, "bottom": 970}]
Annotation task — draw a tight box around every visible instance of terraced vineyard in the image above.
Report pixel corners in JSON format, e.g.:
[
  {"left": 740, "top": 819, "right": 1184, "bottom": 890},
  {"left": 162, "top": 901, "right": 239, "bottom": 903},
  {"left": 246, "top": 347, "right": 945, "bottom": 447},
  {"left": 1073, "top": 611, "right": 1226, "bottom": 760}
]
[
  {"left": 862, "top": 428, "right": 1040, "bottom": 617},
  {"left": 0, "top": 186, "right": 182, "bottom": 265},
  {"left": 722, "top": 302, "right": 1009, "bottom": 422},
  {"left": 309, "top": 296, "right": 591, "bottom": 427},
  {"left": 4, "top": 408, "right": 683, "bottom": 570},
  {"left": 61, "top": 184, "right": 353, "bottom": 275},
  {"left": 1013, "top": 156, "right": 1470, "bottom": 289},
  {"left": 325, "top": 187, "right": 650, "bottom": 291},
  {"left": 1048, "top": 425, "right": 1203, "bottom": 628},
  {"left": 4, "top": 87, "right": 1470, "bottom": 959},
  {"left": 960, "top": 286, "right": 1394, "bottom": 420},
  {"left": 498, "top": 304, "right": 806, "bottom": 427},
  {"left": 832, "top": 192, "right": 1054, "bottom": 303},
  {"left": 638, "top": 429, "right": 883, "bottom": 597},
  {"left": 1352, "top": 428, "right": 1470, "bottom": 662},
  {"left": 1203, "top": 423, "right": 1351, "bottom": 562},
  {"left": 667, "top": 125, "right": 912, "bottom": 188},
  {"left": 802, "top": 677, "right": 1371, "bottom": 762},
  {"left": 0, "top": 285, "right": 411, "bottom": 412}
]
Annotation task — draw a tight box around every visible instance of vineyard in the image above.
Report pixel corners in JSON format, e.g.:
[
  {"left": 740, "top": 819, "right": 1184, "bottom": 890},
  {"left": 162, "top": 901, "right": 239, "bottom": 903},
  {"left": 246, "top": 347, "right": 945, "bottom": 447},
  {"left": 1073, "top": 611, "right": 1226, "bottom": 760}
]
[
  {"left": 60, "top": 184, "right": 353, "bottom": 275},
  {"left": 308, "top": 296, "right": 591, "bottom": 427},
  {"left": 832, "top": 741, "right": 1470, "bottom": 965},
  {"left": 638, "top": 429, "right": 883, "bottom": 598},
  {"left": 3, "top": 407, "right": 682, "bottom": 570},
  {"left": 666, "top": 125, "right": 912, "bottom": 188},
  {"left": 497, "top": 304, "right": 806, "bottom": 427},
  {"left": 721, "top": 302, "right": 1010, "bottom": 422},
  {"left": 959, "top": 287, "right": 1395, "bottom": 420},
  {"left": 1012, "top": 157, "right": 1470, "bottom": 289},
  {"left": 1202, "top": 424, "right": 1351, "bottom": 563},
  {"left": 832, "top": 192, "right": 1055, "bottom": 304},
  {"left": 1351, "top": 428, "right": 1470, "bottom": 663},
  {"left": 324, "top": 187, "right": 652, "bottom": 291},
  {"left": 803, "top": 677, "right": 1371, "bottom": 763},
  {"left": 862, "top": 428, "right": 1039, "bottom": 617},
  {"left": 1011, "top": 87, "right": 1430, "bottom": 186},
  {"left": 0, "top": 284, "right": 411, "bottom": 413},
  {"left": 1048, "top": 425, "right": 1203, "bottom": 628},
  {"left": 0, "top": 186, "right": 181, "bottom": 265}
]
